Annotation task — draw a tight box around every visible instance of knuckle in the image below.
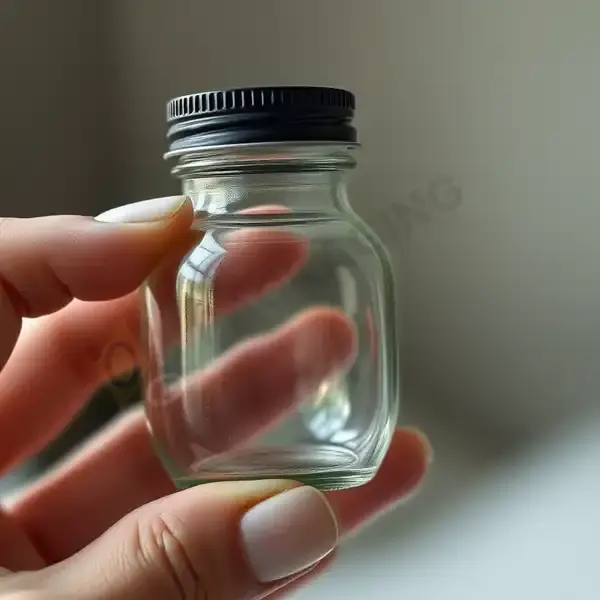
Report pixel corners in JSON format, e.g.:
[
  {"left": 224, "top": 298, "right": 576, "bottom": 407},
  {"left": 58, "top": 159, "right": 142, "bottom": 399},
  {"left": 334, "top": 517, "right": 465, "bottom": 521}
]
[
  {"left": 134, "top": 512, "right": 209, "bottom": 600},
  {"left": 57, "top": 310, "right": 138, "bottom": 392}
]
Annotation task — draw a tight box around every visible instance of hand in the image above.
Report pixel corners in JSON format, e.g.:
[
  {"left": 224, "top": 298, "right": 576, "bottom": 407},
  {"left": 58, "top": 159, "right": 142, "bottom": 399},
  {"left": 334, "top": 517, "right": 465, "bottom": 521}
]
[{"left": 0, "top": 196, "right": 432, "bottom": 600}]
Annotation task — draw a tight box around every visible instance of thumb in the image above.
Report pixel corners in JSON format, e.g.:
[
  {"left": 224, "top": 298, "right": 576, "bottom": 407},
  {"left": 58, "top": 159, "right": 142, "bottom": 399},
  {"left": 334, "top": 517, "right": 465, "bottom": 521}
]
[{"left": 38, "top": 480, "right": 338, "bottom": 600}]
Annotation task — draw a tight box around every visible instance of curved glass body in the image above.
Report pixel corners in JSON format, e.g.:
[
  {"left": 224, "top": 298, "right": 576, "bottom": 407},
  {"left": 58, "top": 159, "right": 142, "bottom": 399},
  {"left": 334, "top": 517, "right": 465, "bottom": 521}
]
[{"left": 142, "top": 144, "right": 399, "bottom": 491}]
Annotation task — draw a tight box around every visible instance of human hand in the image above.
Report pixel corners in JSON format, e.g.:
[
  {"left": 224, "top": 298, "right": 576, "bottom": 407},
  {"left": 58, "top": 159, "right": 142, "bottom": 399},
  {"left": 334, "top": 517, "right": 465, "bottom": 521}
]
[{"left": 0, "top": 196, "right": 431, "bottom": 599}]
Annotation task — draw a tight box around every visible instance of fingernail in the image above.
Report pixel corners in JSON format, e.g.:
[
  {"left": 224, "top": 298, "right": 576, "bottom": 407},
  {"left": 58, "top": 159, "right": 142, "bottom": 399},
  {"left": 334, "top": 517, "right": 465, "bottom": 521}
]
[
  {"left": 95, "top": 195, "right": 189, "bottom": 223},
  {"left": 240, "top": 486, "right": 338, "bottom": 583}
]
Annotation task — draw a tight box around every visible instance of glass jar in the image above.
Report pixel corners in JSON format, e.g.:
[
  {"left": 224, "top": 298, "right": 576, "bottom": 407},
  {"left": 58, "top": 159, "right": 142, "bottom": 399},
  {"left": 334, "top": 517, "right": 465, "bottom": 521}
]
[{"left": 142, "top": 86, "right": 399, "bottom": 491}]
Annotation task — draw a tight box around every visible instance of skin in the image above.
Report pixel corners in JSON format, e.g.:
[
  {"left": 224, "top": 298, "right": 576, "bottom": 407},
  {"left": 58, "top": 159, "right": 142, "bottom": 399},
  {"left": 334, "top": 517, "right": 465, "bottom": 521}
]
[{"left": 0, "top": 200, "right": 431, "bottom": 599}]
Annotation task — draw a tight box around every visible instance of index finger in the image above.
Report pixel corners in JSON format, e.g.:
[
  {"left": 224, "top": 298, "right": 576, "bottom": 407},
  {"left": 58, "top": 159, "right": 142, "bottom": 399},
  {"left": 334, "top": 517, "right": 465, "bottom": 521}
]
[{"left": 0, "top": 196, "right": 195, "bottom": 371}]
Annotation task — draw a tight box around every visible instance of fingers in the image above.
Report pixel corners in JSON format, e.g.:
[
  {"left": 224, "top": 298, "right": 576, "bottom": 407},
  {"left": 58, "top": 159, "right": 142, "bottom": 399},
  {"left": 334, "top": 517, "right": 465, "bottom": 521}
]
[
  {"left": 12, "top": 429, "right": 431, "bottom": 599},
  {"left": 143, "top": 215, "right": 309, "bottom": 356},
  {"left": 253, "top": 429, "right": 433, "bottom": 600},
  {"left": 327, "top": 428, "right": 432, "bottom": 534},
  {"left": 0, "top": 295, "right": 141, "bottom": 474},
  {"left": 9, "top": 427, "right": 430, "bottom": 565},
  {"left": 0, "top": 209, "right": 308, "bottom": 474},
  {"left": 0, "top": 196, "right": 193, "bottom": 370},
  {"left": 37, "top": 481, "right": 339, "bottom": 600},
  {"left": 212, "top": 228, "right": 310, "bottom": 314},
  {"left": 0, "top": 197, "right": 197, "bottom": 473},
  {"left": 9, "top": 411, "right": 176, "bottom": 564},
  {"left": 0, "top": 508, "right": 45, "bottom": 571},
  {"left": 9, "top": 307, "right": 356, "bottom": 563},
  {"left": 148, "top": 308, "right": 356, "bottom": 466}
]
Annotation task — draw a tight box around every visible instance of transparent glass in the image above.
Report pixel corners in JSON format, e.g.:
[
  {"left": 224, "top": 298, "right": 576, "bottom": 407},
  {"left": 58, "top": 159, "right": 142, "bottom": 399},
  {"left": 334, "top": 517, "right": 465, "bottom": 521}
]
[{"left": 142, "top": 144, "right": 399, "bottom": 491}]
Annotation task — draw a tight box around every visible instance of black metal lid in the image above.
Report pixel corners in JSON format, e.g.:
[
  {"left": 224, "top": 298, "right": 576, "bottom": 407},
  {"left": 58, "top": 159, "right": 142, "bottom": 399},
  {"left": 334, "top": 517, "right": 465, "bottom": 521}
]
[{"left": 166, "top": 86, "right": 357, "bottom": 152}]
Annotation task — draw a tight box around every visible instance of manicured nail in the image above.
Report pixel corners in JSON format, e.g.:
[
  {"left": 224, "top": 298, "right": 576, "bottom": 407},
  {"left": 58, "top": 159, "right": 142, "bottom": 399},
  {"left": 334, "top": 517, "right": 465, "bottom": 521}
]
[
  {"left": 240, "top": 486, "right": 338, "bottom": 583},
  {"left": 95, "top": 195, "right": 189, "bottom": 223}
]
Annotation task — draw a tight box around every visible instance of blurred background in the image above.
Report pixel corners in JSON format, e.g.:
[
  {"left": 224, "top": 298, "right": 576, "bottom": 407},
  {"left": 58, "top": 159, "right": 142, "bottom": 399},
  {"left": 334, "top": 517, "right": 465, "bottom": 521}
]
[{"left": 2, "top": 1, "right": 600, "bottom": 598}]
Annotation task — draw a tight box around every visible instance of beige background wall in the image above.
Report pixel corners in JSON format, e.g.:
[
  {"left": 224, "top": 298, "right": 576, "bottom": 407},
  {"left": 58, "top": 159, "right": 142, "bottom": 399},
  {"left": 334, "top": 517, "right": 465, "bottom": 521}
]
[{"left": 0, "top": 0, "right": 113, "bottom": 217}]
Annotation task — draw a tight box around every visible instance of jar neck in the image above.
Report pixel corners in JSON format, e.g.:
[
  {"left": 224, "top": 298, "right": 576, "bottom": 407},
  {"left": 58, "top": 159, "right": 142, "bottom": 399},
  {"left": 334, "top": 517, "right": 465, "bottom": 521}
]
[{"left": 166, "top": 143, "right": 357, "bottom": 214}]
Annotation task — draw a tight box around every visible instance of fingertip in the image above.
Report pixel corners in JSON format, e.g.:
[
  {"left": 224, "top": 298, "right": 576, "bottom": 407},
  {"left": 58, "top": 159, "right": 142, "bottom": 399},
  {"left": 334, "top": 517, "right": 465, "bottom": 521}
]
[
  {"left": 215, "top": 227, "right": 310, "bottom": 312},
  {"left": 398, "top": 427, "right": 434, "bottom": 466},
  {"left": 94, "top": 195, "right": 193, "bottom": 225},
  {"left": 285, "top": 307, "right": 358, "bottom": 370},
  {"left": 44, "top": 479, "right": 336, "bottom": 600},
  {"left": 381, "top": 427, "right": 433, "bottom": 491},
  {"left": 239, "top": 485, "right": 338, "bottom": 583},
  {"left": 62, "top": 197, "right": 197, "bottom": 301},
  {"left": 316, "top": 307, "right": 358, "bottom": 364},
  {"left": 326, "top": 427, "right": 432, "bottom": 533}
]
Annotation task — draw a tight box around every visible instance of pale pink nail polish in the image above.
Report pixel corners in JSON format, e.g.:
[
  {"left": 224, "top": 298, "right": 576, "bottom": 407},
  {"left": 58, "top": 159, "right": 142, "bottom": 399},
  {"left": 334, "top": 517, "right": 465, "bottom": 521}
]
[{"left": 240, "top": 486, "right": 338, "bottom": 583}]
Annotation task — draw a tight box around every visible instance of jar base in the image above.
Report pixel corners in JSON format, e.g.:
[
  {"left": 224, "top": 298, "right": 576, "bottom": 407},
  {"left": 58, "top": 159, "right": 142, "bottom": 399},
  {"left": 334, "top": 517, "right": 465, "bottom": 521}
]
[
  {"left": 172, "top": 469, "right": 377, "bottom": 492},
  {"left": 166, "top": 443, "right": 379, "bottom": 492}
]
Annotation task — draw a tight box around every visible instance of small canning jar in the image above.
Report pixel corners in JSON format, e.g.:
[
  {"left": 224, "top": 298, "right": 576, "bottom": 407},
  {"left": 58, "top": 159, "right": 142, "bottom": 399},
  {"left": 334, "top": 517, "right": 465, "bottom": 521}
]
[{"left": 142, "top": 86, "right": 399, "bottom": 491}]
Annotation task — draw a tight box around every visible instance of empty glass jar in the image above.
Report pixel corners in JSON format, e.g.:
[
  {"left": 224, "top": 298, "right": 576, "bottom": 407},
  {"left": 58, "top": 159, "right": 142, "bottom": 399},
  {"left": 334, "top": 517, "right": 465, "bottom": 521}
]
[{"left": 142, "top": 86, "right": 399, "bottom": 491}]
